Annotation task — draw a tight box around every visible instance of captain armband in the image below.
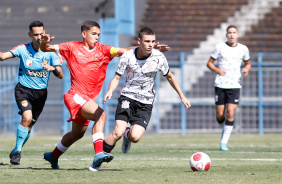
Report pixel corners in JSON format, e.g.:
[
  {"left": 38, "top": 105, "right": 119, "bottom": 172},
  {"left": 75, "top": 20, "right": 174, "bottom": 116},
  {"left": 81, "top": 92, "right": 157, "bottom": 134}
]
[
  {"left": 52, "top": 67, "right": 61, "bottom": 76},
  {"left": 110, "top": 47, "right": 119, "bottom": 57}
]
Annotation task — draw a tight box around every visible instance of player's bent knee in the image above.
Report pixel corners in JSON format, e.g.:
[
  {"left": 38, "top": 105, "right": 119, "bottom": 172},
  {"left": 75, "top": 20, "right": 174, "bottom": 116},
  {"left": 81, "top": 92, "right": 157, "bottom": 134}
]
[{"left": 129, "top": 135, "right": 141, "bottom": 143}]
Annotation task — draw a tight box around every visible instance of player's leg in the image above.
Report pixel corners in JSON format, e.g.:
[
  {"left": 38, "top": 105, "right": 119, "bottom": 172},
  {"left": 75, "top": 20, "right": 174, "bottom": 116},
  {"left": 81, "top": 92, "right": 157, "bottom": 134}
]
[
  {"left": 10, "top": 83, "right": 37, "bottom": 165},
  {"left": 122, "top": 100, "right": 152, "bottom": 154},
  {"left": 44, "top": 121, "right": 88, "bottom": 169},
  {"left": 215, "top": 87, "right": 226, "bottom": 128},
  {"left": 103, "top": 119, "right": 128, "bottom": 153},
  {"left": 81, "top": 99, "right": 114, "bottom": 171},
  {"left": 220, "top": 88, "right": 240, "bottom": 151}
]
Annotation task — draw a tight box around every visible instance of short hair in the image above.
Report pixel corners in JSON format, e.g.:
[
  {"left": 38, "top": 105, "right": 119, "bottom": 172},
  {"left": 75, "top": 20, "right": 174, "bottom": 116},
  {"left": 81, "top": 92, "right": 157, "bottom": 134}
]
[
  {"left": 81, "top": 21, "right": 100, "bottom": 32},
  {"left": 226, "top": 25, "right": 238, "bottom": 33},
  {"left": 29, "top": 21, "right": 44, "bottom": 32},
  {"left": 138, "top": 27, "right": 155, "bottom": 39}
]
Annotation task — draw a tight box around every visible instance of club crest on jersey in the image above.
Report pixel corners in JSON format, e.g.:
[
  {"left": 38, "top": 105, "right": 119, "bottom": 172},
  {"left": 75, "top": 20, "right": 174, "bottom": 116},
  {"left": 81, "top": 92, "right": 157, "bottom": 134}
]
[
  {"left": 121, "top": 100, "right": 130, "bottom": 109},
  {"left": 21, "top": 100, "right": 28, "bottom": 107},
  {"left": 26, "top": 59, "right": 32, "bottom": 66}
]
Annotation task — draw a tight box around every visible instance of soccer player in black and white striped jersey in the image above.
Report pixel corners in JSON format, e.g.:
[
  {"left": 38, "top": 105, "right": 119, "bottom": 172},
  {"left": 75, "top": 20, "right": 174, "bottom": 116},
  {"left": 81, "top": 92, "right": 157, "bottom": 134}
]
[{"left": 207, "top": 25, "right": 251, "bottom": 151}]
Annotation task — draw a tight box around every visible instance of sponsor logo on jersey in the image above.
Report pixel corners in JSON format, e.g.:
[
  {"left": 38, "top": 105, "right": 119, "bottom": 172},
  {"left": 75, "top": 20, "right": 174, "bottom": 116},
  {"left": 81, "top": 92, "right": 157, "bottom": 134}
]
[
  {"left": 26, "top": 59, "right": 32, "bottom": 66},
  {"left": 121, "top": 100, "right": 130, "bottom": 109},
  {"left": 21, "top": 100, "right": 28, "bottom": 107},
  {"left": 26, "top": 69, "right": 48, "bottom": 78}
]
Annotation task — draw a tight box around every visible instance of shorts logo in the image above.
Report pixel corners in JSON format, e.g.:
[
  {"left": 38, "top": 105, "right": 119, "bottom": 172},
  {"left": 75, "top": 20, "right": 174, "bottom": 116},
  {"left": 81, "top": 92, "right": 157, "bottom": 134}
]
[
  {"left": 121, "top": 100, "right": 130, "bottom": 109},
  {"left": 144, "top": 121, "right": 147, "bottom": 124},
  {"left": 235, "top": 99, "right": 239, "bottom": 102},
  {"left": 21, "top": 100, "right": 28, "bottom": 107},
  {"left": 26, "top": 59, "right": 32, "bottom": 66},
  {"left": 215, "top": 95, "right": 218, "bottom": 102}
]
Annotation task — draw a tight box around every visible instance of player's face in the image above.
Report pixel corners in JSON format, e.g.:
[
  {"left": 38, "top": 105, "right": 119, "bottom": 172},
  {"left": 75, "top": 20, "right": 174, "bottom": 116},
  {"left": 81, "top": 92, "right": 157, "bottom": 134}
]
[
  {"left": 226, "top": 27, "right": 238, "bottom": 46},
  {"left": 138, "top": 34, "right": 156, "bottom": 56},
  {"left": 82, "top": 26, "right": 100, "bottom": 49},
  {"left": 28, "top": 26, "right": 45, "bottom": 46}
]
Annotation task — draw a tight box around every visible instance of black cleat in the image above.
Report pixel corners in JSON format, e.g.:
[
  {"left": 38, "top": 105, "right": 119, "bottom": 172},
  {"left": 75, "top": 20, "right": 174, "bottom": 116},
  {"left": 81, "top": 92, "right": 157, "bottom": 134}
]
[{"left": 10, "top": 151, "right": 21, "bottom": 165}]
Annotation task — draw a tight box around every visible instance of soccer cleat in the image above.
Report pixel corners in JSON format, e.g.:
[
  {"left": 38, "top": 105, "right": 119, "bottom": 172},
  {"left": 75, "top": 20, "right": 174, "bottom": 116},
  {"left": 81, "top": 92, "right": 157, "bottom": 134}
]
[
  {"left": 220, "top": 143, "right": 229, "bottom": 151},
  {"left": 10, "top": 151, "right": 21, "bottom": 165},
  {"left": 122, "top": 127, "right": 131, "bottom": 153},
  {"left": 90, "top": 152, "right": 114, "bottom": 171},
  {"left": 44, "top": 152, "right": 59, "bottom": 169},
  {"left": 89, "top": 163, "right": 100, "bottom": 171}
]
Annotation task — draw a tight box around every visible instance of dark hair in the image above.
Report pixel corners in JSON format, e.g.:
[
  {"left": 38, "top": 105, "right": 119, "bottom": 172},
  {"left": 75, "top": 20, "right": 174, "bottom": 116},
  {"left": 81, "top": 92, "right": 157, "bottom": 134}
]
[
  {"left": 138, "top": 27, "right": 155, "bottom": 39},
  {"left": 29, "top": 21, "right": 44, "bottom": 32},
  {"left": 81, "top": 20, "right": 100, "bottom": 32},
  {"left": 226, "top": 25, "right": 238, "bottom": 33}
]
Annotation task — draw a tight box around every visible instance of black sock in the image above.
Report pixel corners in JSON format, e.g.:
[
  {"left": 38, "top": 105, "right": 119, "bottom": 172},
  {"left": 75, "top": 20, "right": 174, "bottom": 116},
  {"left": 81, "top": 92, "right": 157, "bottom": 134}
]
[{"left": 103, "top": 140, "right": 115, "bottom": 153}]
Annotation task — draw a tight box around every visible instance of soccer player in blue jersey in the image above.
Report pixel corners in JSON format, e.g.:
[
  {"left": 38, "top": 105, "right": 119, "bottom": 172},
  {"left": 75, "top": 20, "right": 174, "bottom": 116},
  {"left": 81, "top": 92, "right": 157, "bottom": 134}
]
[{"left": 0, "top": 21, "right": 64, "bottom": 165}]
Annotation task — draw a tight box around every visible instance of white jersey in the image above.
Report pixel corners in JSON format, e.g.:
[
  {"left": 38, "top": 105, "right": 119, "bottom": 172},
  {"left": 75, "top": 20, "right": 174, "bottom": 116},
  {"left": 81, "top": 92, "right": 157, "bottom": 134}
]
[
  {"left": 211, "top": 42, "right": 250, "bottom": 89},
  {"left": 116, "top": 48, "right": 169, "bottom": 104}
]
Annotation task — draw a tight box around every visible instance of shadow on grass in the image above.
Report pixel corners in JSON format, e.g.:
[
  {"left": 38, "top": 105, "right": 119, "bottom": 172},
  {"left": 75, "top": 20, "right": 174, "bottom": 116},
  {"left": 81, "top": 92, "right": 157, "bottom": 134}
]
[{"left": 9, "top": 167, "right": 123, "bottom": 171}]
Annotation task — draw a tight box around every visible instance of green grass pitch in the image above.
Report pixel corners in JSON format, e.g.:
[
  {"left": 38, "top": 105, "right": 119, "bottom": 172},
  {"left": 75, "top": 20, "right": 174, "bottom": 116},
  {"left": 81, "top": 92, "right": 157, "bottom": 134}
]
[{"left": 0, "top": 134, "right": 282, "bottom": 184}]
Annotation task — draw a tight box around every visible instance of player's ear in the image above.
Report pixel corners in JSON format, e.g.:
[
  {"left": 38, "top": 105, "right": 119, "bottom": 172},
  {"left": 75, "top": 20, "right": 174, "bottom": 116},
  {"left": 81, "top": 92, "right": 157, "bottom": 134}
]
[
  {"left": 82, "top": 31, "right": 86, "bottom": 38},
  {"left": 137, "top": 38, "right": 141, "bottom": 45},
  {"left": 28, "top": 31, "right": 32, "bottom": 38}
]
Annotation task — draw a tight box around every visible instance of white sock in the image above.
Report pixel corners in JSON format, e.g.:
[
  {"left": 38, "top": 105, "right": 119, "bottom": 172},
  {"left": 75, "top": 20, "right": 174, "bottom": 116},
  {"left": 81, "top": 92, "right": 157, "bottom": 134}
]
[
  {"left": 221, "top": 125, "right": 233, "bottom": 144},
  {"left": 57, "top": 140, "right": 69, "bottom": 152}
]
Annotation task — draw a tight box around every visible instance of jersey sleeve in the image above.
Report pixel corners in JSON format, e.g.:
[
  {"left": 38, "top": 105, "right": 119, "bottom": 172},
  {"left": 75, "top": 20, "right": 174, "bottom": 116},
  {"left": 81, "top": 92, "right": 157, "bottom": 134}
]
[
  {"left": 49, "top": 52, "right": 63, "bottom": 66},
  {"left": 54, "top": 42, "right": 72, "bottom": 61},
  {"left": 210, "top": 43, "right": 221, "bottom": 60},
  {"left": 243, "top": 46, "right": 250, "bottom": 61},
  {"left": 10, "top": 44, "right": 24, "bottom": 57},
  {"left": 116, "top": 54, "right": 128, "bottom": 76},
  {"left": 158, "top": 53, "right": 170, "bottom": 76}
]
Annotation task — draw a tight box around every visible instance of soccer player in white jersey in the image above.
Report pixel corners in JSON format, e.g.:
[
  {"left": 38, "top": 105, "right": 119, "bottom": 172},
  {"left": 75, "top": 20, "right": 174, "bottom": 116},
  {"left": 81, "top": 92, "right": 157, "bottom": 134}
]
[
  {"left": 102, "top": 27, "right": 191, "bottom": 158},
  {"left": 207, "top": 25, "right": 251, "bottom": 151}
]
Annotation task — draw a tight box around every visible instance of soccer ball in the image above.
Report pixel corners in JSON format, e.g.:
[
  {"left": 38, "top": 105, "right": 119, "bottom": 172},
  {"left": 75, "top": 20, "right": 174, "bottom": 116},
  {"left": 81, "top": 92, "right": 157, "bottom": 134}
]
[{"left": 190, "top": 152, "right": 211, "bottom": 171}]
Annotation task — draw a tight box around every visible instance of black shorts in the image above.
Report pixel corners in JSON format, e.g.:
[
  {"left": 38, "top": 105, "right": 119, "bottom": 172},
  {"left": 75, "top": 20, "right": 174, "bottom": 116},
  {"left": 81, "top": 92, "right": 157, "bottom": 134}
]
[
  {"left": 115, "top": 95, "right": 153, "bottom": 129},
  {"left": 215, "top": 87, "right": 240, "bottom": 105},
  {"left": 15, "top": 83, "right": 47, "bottom": 123}
]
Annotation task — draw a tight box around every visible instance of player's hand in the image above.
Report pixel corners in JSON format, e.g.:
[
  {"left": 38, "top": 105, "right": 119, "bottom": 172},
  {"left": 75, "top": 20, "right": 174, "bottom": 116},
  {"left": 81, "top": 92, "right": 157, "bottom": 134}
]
[
  {"left": 103, "top": 91, "right": 113, "bottom": 104},
  {"left": 154, "top": 42, "right": 170, "bottom": 52},
  {"left": 242, "top": 68, "right": 249, "bottom": 76},
  {"left": 42, "top": 61, "right": 55, "bottom": 71},
  {"left": 181, "top": 97, "right": 191, "bottom": 109},
  {"left": 217, "top": 69, "right": 226, "bottom": 76},
  {"left": 40, "top": 34, "right": 54, "bottom": 43}
]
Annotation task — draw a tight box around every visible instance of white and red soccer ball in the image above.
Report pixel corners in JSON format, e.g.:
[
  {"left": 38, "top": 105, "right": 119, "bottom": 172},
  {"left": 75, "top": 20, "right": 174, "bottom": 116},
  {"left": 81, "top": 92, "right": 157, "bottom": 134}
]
[{"left": 190, "top": 152, "right": 211, "bottom": 171}]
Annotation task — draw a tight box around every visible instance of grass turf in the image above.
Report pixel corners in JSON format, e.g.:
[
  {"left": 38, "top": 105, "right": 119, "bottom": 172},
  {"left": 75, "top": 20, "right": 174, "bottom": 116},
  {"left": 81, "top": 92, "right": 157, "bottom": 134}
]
[{"left": 0, "top": 134, "right": 282, "bottom": 184}]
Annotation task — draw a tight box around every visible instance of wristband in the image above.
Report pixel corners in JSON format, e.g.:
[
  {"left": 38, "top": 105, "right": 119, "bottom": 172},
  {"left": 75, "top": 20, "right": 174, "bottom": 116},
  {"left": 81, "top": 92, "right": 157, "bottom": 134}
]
[{"left": 52, "top": 68, "right": 61, "bottom": 76}]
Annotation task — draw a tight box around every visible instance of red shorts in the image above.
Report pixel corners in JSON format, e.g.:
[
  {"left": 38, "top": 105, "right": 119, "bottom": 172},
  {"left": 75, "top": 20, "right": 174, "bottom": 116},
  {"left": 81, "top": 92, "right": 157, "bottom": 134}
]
[{"left": 64, "top": 91, "right": 92, "bottom": 126}]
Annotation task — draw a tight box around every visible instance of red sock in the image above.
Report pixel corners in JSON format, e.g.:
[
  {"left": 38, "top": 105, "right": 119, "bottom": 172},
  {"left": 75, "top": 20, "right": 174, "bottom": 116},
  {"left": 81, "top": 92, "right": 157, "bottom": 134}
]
[
  {"left": 93, "top": 138, "right": 103, "bottom": 155},
  {"left": 52, "top": 147, "right": 64, "bottom": 160}
]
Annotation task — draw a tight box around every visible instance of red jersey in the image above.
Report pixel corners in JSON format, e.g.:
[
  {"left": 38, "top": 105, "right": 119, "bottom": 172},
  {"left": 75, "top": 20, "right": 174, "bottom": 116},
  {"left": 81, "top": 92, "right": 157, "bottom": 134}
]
[{"left": 56, "top": 41, "right": 114, "bottom": 100}]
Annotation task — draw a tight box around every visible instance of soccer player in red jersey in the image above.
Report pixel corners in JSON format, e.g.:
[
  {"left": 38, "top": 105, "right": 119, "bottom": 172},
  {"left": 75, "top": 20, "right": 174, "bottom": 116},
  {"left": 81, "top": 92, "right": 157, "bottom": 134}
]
[{"left": 40, "top": 20, "right": 168, "bottom": 171}]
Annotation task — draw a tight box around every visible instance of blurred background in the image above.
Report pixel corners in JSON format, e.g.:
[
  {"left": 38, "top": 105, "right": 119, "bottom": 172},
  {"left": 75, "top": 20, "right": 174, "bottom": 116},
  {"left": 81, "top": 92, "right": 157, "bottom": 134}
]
[{"left": 1, "top": 0, "right": 282, "bottom": 136}]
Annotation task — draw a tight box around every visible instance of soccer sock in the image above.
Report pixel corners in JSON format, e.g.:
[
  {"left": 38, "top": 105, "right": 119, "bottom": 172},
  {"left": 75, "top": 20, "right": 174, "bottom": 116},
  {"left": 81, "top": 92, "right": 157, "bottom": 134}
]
[
  {"left": 103, "top": 140, "right": 115, "bottom": 153},
  {"left": 52, "top": 140, "right": 69, "bottom": 160},
  {"left": 22, "top": 133, "right": 31, "bottom": 147},
  {"left": 13, "top": 124, "right": 29, "bottom": 153},
  {"left": 221, "top": 120, "right": 234, "bottom": 144},
  {"left": 92, "top": 132, "right": 104, "bottom": 155},
  {"left": 217, "top": 117, "right": 225, "bottom": 129}
]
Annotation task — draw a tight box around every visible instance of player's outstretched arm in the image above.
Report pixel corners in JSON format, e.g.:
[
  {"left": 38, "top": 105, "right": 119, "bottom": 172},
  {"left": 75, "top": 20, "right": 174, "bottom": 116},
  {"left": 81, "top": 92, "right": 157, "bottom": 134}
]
[
  {"left": 207, "top": 57, "right": 226, "bottom": 76},
  {"left": 103, "top": 74, "right": 121, "bottom": 104},
  {"left": 165, "top": 71, "right": 191, "bottom": 109},
  {"left": 0, "top": 51, "right": 14, "bottom": 61},
  {"left": 40, "top": 34, "right": 56, "bottom": 52}
]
